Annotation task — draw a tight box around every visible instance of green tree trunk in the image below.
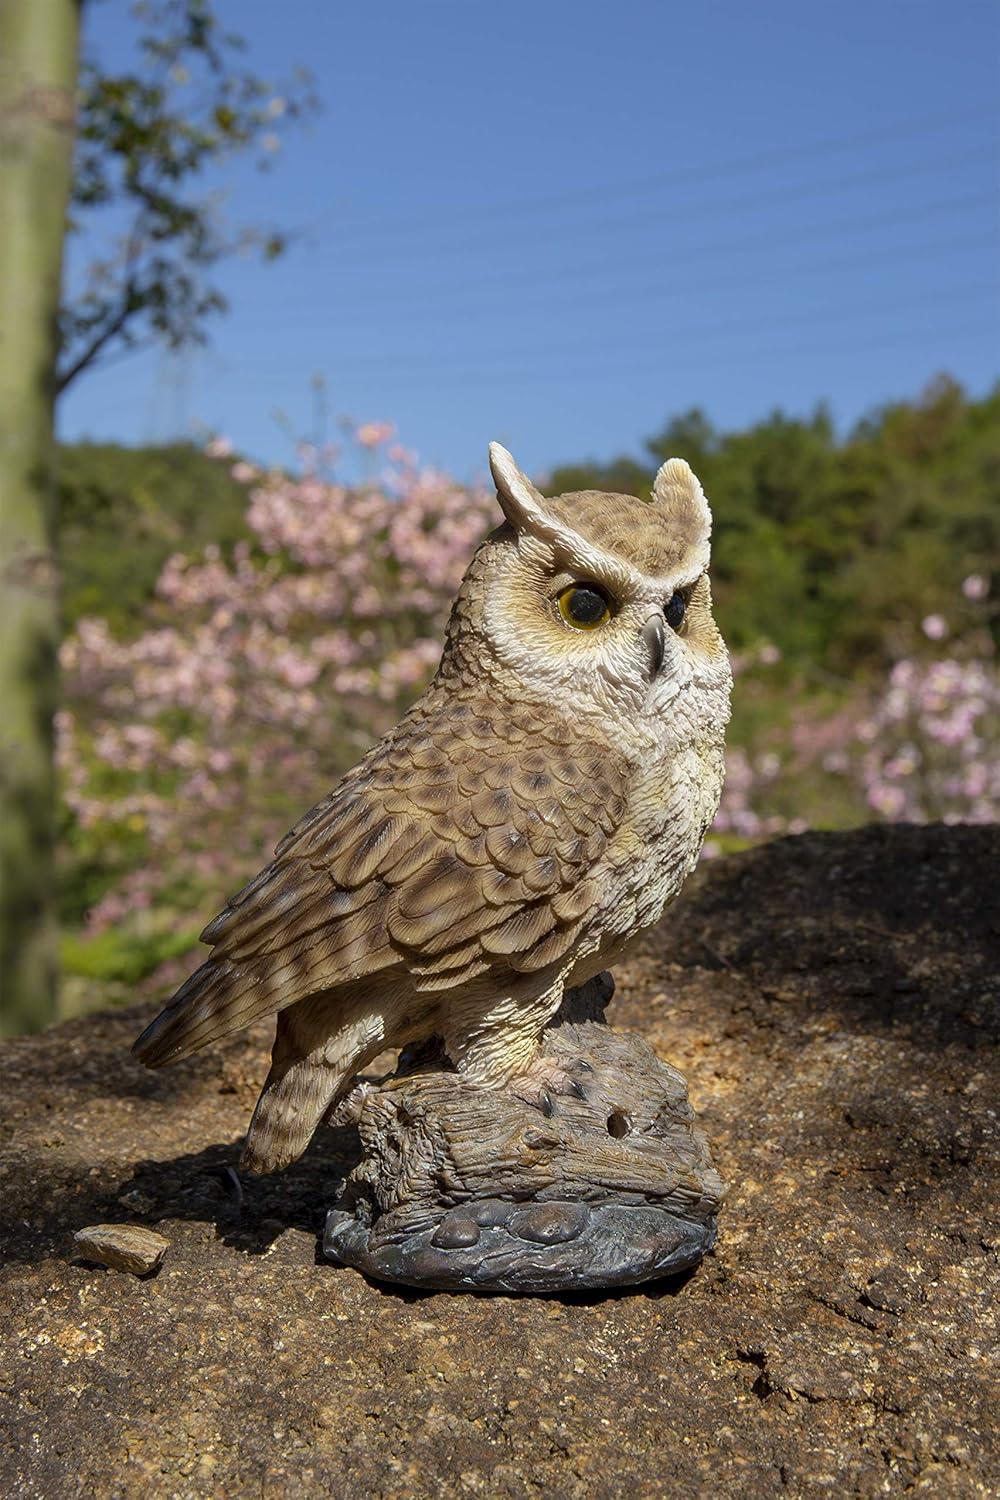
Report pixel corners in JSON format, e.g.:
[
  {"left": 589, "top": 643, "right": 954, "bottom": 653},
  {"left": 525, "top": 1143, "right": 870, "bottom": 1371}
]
[{"left": 0, "top": 0, "right": 79, "bottom": 1033}]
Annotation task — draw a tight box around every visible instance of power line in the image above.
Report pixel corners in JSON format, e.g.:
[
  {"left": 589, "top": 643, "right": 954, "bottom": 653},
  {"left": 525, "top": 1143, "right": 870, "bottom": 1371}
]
[
  {"left": 331, "top": 320, "right": 995, "bottom": 391},
  {"left": 312, "top": 196, "right": 998, "bottom": 318},
  {"left": 324, "top": 148, "right": 997, "bottom": 270},
  {"left": 323, "top": 282, "right": 998, "bottom": 376},
  {"left": 321, "top": 107, "right": 1000, "bottom": 244},
  {"left": 307, "top": 233, "right": 997, "bottom": 334},
  {"left": 373, "top": 192, "right": 997, "bottom": 299}
]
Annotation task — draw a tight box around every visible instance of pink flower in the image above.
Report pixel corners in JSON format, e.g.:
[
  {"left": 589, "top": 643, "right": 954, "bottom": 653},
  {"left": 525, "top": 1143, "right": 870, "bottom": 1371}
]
[
  {"left": 356, "top": 421, "right": 395, "bottom": 449},
  {"left": 962, "top": 574, "right": 989, "bottom": 601},
  {"left": 921, "top": 614, "right": 948, "bottom": 640},
  {"left": 868, "top": 784, "right": 907, "bottom": 818}
]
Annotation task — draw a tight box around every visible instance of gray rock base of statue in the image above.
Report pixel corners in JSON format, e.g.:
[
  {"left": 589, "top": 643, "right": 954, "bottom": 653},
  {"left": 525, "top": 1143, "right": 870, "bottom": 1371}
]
[{"left": 323, "top": 975, "right": 725, "bottom": 1294}]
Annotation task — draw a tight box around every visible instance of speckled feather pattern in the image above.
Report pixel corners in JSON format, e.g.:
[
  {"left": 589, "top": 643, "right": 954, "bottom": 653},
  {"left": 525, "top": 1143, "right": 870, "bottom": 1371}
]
[{"left": 133, "top": 446, "right": 731, "bottom": 1174}]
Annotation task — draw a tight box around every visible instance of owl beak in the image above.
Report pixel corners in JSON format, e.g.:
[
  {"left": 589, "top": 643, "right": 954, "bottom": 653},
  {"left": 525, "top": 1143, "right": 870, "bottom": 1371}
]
[{"left": 642, "top": 613, "right": 666, "bottom": 678}]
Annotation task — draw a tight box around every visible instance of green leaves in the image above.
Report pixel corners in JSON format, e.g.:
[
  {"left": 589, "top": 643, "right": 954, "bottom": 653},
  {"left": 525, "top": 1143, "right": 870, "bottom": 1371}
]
[{"left": 58, "top": 0, "right": 318, "bottom": 392}]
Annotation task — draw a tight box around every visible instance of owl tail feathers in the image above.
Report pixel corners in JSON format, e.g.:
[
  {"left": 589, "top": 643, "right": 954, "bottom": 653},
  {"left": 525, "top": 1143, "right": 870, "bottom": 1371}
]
[
  {"left": 240, "top": 1006, "right": 385, "bottom": 1175},
  {"left": 131, "top": 955, "right": 291, "bottom": 1069}
]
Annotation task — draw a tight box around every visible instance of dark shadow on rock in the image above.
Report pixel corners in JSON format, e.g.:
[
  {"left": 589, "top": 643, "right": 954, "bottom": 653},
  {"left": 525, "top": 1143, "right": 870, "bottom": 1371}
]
[
  {"left": 0, "top": 1125, "right": 362, "bottom": 1269},
  {"left": 3, "top": 999, "right": 273, "bottom": 1112},
  {"left": 349, "top": 1259, "right": 705, "bottom": 1305},
  {"left": 555, "top": 1259, "right": 705, "bottom": 1305},
  {"left": 632, "top": 823, "right": 999, "bottom": 1050}
]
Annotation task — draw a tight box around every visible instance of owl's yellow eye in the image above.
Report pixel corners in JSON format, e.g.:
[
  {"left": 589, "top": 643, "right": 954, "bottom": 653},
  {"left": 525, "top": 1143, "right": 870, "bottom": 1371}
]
[{"left": 558, "top": 583, "right": 613, "bottom": 630}]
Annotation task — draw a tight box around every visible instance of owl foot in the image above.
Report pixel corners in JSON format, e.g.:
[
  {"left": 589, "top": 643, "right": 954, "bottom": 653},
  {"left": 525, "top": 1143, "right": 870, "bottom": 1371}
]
[
  {"left": 324, "top": 1078, "right": 378, "bottom": 1128},
  {"left": 508, "top": 1059, "right": 589, "bottom": 1117}
]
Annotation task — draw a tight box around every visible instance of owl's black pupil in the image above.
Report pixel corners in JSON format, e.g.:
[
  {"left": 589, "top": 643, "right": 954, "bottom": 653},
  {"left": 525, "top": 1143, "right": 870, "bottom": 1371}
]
[
  {"left": 568, "top": 587, "right": 607, "bottom": 624},
  {"left": 665, "top": 591, "right": 686, "bottom": 629}
]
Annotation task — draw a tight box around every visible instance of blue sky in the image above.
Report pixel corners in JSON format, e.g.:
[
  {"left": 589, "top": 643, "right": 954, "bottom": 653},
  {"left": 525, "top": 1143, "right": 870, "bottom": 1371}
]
[{"left": 60, "top": 0, "right": 1000, "bottom": 483}]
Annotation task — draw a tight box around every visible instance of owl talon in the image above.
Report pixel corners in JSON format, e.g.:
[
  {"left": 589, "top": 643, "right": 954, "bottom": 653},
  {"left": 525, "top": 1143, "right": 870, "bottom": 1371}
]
[
  {"left": 507, "top": 1059, "right": 592, "bottom": 1115},
  {"left": 325, "top": 1078, "right": 377, "bottom": 1128}
]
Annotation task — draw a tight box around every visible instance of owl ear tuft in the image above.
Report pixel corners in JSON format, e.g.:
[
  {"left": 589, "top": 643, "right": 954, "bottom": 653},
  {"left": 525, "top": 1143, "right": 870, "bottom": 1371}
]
[
  {"left": 488, "top": 443, "right": 553, "bottom": 536},
  {"left": 651, "top": 457, "right": 712, "bottom": 542},
  {"left": 487, "top": 440, "right": 634, "bottom": 592}
]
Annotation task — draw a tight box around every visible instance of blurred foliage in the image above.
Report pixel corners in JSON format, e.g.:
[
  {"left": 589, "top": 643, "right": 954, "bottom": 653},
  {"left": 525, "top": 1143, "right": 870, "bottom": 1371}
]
[
  {"left": 58, "top": 440, "right": 251, "bottom": 630},
  {"left": 550, "top": 375, "right": 999, "bottom": 675},
  {"left": 59, "top": 0, "right": 317, "bottom": 391},
  {"left": 60, "top": 917, "right": 202, "bottom": 984}
]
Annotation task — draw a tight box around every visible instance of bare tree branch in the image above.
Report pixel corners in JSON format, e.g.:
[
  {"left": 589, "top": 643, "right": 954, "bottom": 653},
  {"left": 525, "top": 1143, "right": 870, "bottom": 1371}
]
[{"left": 55, "top": 282, "right": 136, "bottom": 392}]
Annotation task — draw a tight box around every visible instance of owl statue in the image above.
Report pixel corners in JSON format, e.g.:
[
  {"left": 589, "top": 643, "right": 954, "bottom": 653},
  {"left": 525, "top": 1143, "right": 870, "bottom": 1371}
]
[{"left": 134, "top": 444, "right": 731, "bottom": 1174}]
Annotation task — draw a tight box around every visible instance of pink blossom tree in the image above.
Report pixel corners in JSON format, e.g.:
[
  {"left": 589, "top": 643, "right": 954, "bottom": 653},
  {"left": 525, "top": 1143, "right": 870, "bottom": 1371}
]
[{"left": 60, "top": 431, "right": 494, "bottom": 940}]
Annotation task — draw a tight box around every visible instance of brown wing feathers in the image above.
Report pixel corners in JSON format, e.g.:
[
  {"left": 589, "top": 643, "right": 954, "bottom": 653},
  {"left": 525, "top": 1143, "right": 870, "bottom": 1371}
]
[{"left": 132, "top": 693, "right": 627, "bottom": 1068}]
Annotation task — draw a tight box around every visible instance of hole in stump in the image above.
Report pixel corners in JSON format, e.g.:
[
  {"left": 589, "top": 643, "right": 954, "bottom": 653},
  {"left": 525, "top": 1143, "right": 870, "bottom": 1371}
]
[{"left": 606, "top": 1110, "right": 630, "bottom": 1139}]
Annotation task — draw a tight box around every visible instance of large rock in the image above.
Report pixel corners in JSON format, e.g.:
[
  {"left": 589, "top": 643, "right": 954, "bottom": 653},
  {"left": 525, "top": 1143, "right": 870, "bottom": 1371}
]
[{"left": 1, "top": 824, "right": 997, "bottom": 1497}]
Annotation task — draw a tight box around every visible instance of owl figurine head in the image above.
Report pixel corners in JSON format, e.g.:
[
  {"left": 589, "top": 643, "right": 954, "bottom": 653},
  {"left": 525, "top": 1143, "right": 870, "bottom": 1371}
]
[{"left": 444, "top": 443, "right": 731, "bottom": 752}]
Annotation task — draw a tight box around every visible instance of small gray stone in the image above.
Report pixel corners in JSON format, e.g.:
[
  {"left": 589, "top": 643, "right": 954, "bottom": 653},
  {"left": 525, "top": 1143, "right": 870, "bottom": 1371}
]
[
  {"left": 466, "top": 1198, "right": 514, "bottom": 1228},
  {"left": 431, "top": 1213, "right": 481, "bottom": 1250},
  {"left": 509, "top": 1202, "right": 590, "bottom": 1245},
  {"left": 73, "top": 1224, "right": 169, "bottom": 1276}
]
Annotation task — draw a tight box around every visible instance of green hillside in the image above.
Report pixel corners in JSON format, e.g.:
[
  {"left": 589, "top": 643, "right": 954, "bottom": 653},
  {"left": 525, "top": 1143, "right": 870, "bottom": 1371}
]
[{"left": 58, "top": 441, "right": 252, "bottom": 631}]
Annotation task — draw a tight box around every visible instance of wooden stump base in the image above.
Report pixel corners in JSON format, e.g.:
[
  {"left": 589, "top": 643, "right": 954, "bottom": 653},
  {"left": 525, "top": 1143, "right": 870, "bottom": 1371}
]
[{"left": 323, "top": 976, "right": 724, "bottom": 1294}]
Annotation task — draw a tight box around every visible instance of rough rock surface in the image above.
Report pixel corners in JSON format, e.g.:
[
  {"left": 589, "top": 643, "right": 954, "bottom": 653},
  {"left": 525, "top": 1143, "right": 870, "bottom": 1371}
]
[{"left": 1, "top": 824, "right": 997, "bottom": 1498}]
